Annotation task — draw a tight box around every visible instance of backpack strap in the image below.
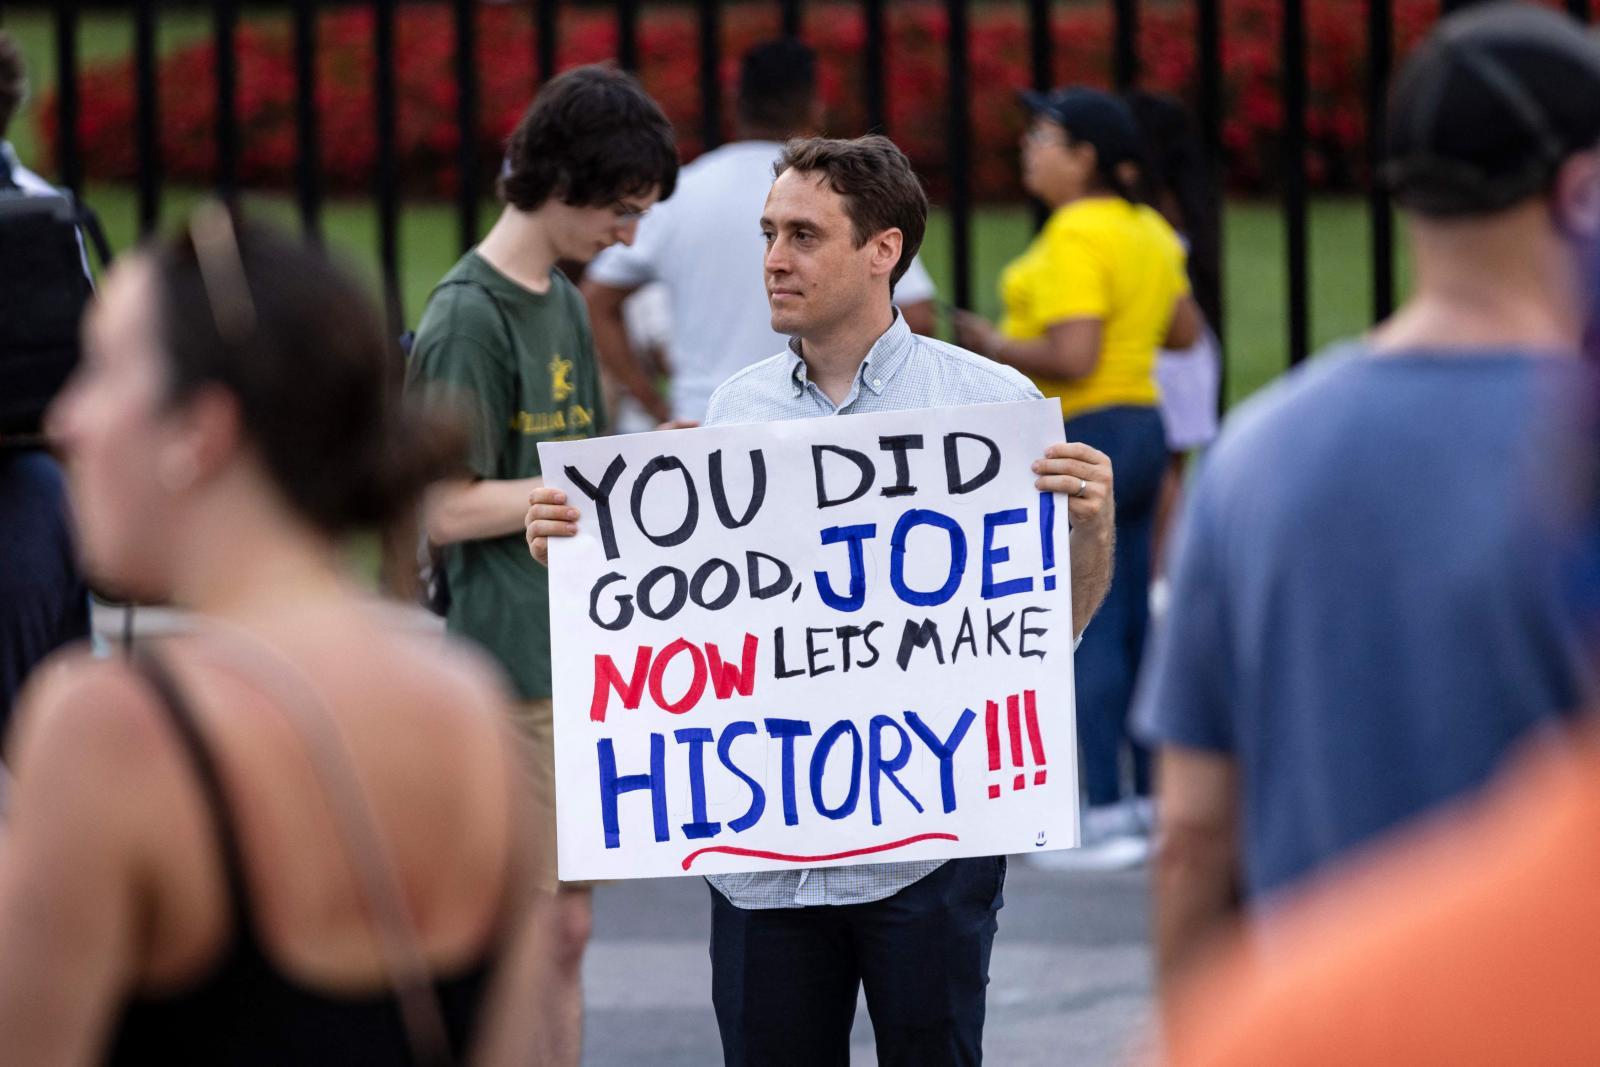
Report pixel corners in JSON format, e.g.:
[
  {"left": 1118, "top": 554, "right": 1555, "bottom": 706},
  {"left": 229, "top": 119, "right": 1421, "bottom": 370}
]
[{"left": 74, "top": 200, "right": 114, "bottom": 271}]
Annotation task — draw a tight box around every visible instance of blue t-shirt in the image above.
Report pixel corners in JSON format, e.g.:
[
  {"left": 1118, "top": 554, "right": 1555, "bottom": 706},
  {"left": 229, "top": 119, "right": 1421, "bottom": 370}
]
[{"left": 1135, "top": 347, "right": 1595, "bottom": 900}]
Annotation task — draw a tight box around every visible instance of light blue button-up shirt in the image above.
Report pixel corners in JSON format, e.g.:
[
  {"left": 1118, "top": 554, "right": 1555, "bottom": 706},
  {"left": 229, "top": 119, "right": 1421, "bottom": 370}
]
[{"left": 703, "top": 309, "right": 1044, "bottom": 910}]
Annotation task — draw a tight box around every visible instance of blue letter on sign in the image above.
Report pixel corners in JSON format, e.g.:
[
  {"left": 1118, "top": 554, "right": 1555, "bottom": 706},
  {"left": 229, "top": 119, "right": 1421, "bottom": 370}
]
[
  {"left": 815, "top": 524, "right": 877, "bottom": 613},
  {"left": 981, "top": 508, "right": 1033, "bottom": 599},
  {"left": 890, "top": 509, "right": 967, "bottom": 607},
  {"left": 597, "top": 734, "right": 669, "bottom": 849},
  {"left": 808, "top": 720, "right": 863, "bottom": 820}
]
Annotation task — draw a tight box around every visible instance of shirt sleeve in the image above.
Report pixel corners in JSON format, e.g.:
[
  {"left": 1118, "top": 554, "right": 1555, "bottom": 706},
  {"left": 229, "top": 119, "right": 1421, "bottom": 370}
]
[
  {"left": 1030, "top": 221, "right": 1111, "bottom": 325},
  {"left": 406, "top": 292, "right": 515, "bottom": 480},
  {"left": 1132, "top": 466, "right": 1236, "bottom": 753},
  {"left": 586, "top": 214, "right": 664, "bottom": 290}
]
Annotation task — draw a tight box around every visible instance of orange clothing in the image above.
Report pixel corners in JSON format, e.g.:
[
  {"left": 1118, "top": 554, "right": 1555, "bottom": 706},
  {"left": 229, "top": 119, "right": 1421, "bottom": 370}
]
[{"left": 1167, "top": 725, "right": 1600, "bottom": 1067}]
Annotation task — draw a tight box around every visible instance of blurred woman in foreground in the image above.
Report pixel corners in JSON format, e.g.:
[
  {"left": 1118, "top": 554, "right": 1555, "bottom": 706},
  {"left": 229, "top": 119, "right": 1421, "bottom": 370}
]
[{"left": 0, "top": 208, "right": 550, "bottom": 1065}]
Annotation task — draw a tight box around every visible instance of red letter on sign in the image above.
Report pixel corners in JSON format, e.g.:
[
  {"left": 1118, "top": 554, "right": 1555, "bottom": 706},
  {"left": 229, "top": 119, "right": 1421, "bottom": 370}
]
[
  {"left": 590, "top": 645, "right": 653, "bottom": 723},
  {"left": 707, "top": 633, "right": 760, "bottom": 701},
  {"left": 649, "top": 638, "right": 709, "bottom": 715}
]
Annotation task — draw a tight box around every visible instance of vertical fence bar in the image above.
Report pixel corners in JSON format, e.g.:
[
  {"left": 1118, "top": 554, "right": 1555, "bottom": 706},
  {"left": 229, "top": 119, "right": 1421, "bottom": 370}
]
[
  {"left": 1112, "top": 0, "right": 1139, "bottom": 89},
  {"left": 134, "top": 0, "right": 160, "bottom": 235},
  {"left": 780, "top": 0, "right": 803, "bottom": 38},
  {"left": 537, "top": 0, "right": 558, "bottom": 84},
  {"left": 1283, "top": 0, "right": 1310, "bottom": 364},
  {"left": 293, "top": 0, "right": 321, "bottom": 241},
  {"left": 1197, "top": 0, "right": 1226, "bottom": 408},
  {"left": 617, "top": 0, "right": 639, "bottom": 71},
  {"left": 1028, "top": 0, "right": 1052, "bottom": 230},
  {"left": 1368, "top": 0, "right": 1394, "bottom": 322},
  {"left": 864, "top": 0, "right": 887, "bottom": 134},
  {"left": 699, "top": 0, "right": 722, "bottom": 149},
  {"left": 374, "top": 0, "right": 402, "bottom": 336},
  {"left": 214, "top": 0, "right": 238, "bottom": 201},
  {"left": 455, "top": 0, "right": 479, "bottom": 252},
  {"left": 1029, "top": 0, "right": 1052, "bottom": 93},
  {"left": 947, "top": 0, "right": 972, "bottom": 309},
  {"left": 53, "top": 2, "right": 81, "bottom": 196}
]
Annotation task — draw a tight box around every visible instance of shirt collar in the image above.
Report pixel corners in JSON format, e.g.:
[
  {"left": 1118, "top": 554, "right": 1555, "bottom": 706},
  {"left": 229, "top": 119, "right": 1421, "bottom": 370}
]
[{"left": 785, "top": 308, "right": 913, "bottom": 398}]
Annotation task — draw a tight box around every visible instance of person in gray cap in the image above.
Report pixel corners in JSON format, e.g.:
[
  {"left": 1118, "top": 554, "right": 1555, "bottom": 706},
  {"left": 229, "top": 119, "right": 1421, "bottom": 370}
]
[{"left": 1138, "top": 0, "right": 1600, "bottom": 1002}]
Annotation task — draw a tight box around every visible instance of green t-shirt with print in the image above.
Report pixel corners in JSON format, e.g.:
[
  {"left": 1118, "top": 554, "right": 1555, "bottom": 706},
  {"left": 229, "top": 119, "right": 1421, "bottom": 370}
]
[{"left": 406, "top": 251, "right": 607, "bottom": 700}]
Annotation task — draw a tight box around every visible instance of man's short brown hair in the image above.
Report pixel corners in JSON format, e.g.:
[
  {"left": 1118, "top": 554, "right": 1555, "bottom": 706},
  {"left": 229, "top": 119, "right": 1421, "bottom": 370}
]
[
  {"left": 774, "top": 135, "right": 927, "bottom": 290},
  {"left": 0, "top": 32, "right": 26, "bottom": 142}
]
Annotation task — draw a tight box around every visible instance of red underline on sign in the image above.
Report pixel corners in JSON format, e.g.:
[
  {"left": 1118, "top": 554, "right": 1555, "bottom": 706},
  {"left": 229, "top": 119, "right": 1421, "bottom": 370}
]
[{"left": 680, "top": 832, "right": 960, "bottom": 871}]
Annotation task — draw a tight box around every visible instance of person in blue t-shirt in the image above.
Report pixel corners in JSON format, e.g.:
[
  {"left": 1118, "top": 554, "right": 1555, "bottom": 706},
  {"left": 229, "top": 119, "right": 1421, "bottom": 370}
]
[{"left": 1137, "top": 1, "right": 1600, "bottom": 1002}]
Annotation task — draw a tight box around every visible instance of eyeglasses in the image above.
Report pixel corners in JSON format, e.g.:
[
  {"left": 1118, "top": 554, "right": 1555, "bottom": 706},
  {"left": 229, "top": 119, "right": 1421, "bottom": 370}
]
[
  {"left": 611, "top": 201, "right": 651, "bottom": 223},
  {"left": 187, "top": 199, "right": 256, "bottom": 346}
]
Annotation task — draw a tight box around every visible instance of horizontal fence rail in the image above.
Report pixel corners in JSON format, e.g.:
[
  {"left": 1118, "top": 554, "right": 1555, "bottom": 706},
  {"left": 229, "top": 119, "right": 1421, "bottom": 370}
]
[{"left": 9, "top": 0, "right": 1585, "bottom": 411}]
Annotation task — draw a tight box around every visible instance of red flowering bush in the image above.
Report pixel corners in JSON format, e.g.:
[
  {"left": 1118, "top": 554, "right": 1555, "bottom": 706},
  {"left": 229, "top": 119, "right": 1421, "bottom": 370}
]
[{"left": 42, "top": 0, "right": 1484, "bottom": 200}]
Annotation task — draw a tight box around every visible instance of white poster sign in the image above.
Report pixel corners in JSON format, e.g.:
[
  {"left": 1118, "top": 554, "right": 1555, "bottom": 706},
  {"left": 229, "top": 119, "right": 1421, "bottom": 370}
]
[{"left": 540, "top": 398, "right": 1079, "bottom": 881}]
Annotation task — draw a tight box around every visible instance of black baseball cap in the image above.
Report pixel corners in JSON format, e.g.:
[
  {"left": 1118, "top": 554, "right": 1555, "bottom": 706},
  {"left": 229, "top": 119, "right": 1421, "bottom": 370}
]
[
  {"left": 1020, "top": 87, "right": 1141, "bottom": 166},
  {"left": 1384, "top": 1, "right": 1600, "bottom": 216}
]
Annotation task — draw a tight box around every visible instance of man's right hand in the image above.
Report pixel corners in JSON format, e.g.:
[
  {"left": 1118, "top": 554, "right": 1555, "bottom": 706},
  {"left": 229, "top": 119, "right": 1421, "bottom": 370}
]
[{"left": 526, "top": 488, "right": 580, "bottom": 568}]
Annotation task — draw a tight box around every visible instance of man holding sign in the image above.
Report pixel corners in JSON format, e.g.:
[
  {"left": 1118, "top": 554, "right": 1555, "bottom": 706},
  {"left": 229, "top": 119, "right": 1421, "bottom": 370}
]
[{"left": 529, "top": 135, "right": 1113, "bottom": 1065}]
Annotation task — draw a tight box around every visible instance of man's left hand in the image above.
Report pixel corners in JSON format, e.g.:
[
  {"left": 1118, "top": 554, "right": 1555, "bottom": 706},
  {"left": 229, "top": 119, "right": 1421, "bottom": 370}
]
[{"left": 1034, "top": 441, "right": 1113, "bottom": 532}]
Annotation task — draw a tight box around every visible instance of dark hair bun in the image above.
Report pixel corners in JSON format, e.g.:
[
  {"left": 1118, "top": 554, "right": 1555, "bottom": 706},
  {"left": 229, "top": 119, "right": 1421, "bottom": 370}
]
[{"left": 154, "top": 213, "right": 465, "bottom": 536}]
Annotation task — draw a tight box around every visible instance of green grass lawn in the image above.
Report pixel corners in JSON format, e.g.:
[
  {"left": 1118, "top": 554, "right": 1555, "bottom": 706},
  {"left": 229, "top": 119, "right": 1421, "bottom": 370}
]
[
  {"left": 3, "top": 5, "right": 1410, "bottom": 410},
  {"left": 58, "top": 183, "right": 1409, "bottom": 409}
]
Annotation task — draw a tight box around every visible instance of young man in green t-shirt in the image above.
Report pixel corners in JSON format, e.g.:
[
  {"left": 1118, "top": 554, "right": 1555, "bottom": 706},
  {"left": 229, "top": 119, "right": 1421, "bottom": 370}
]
[{"left": 406, "top": 65, "right": 678, "bottom": 1064}]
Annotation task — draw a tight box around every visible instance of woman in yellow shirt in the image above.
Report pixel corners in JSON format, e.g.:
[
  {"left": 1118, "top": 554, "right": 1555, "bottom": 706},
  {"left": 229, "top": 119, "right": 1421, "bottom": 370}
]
[{"left": 957, "top": 87, "right": 1200, "bottom": 861}]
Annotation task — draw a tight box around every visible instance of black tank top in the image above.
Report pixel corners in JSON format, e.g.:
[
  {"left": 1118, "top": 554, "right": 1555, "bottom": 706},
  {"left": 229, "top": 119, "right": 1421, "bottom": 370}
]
[{"left": 106, "top": 652, "right": 495, "bottom": 1066}]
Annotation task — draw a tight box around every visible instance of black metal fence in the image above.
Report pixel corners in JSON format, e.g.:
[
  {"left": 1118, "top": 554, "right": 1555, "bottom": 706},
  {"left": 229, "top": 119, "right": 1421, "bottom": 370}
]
[{"left": 9, "top": 0, "right": 1595, "bottom": 390}]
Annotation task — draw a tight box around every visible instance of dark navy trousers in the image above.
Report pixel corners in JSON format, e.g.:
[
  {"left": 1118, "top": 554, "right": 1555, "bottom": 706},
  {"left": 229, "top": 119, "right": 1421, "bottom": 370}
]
[
  {"left": 708, "top": 856, "right": 1005, "bottom": 1066},
  {"left": 1064, "top": 405, "right": 1168, "bottom": 807}
]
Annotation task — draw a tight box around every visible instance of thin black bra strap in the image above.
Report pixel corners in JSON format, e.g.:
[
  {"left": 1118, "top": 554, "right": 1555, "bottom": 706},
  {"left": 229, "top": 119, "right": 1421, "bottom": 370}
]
[{"left": 130, "top": 647, "right": 255, "bottom": 936}]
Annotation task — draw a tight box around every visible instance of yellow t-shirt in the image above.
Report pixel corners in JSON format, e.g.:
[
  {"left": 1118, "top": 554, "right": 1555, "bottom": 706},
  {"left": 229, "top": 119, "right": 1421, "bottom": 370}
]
[{"left": 999, "top": 197, "right": 1189, "bottom": 420}]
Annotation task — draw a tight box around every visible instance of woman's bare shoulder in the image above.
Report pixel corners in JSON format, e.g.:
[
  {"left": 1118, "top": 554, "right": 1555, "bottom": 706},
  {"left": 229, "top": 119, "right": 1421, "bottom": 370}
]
[{"left": 8, "top": 646, "right": 182, "bottom": 809}]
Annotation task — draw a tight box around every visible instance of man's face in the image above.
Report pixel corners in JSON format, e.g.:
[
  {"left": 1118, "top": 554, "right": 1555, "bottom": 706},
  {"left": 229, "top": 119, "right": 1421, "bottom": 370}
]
[
  {"left": 761, "top": 168, "right": 896, "bottom": 338},
  {"left": 547, "top": 187, "right": 660, "bottom": 264}
]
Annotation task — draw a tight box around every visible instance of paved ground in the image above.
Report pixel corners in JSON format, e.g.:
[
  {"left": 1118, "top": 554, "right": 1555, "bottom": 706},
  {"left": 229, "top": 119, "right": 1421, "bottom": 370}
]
[{"left": 585, "top": 863, "right": 1153, "bottom": 1066}]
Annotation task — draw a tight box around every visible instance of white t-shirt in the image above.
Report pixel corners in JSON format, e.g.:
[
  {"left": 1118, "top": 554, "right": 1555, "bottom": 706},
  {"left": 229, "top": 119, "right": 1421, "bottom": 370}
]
[
  {"left": 587, "top": 139, "right": 937, "bottom": 422},
  {"left": 1155, "top": 327, "right": 1221, "bottom": 452}
]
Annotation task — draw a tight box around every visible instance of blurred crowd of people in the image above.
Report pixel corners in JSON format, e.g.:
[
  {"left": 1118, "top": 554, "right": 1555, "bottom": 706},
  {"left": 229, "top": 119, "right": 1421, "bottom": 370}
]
[{"left": 0, "top": 0, "right": 1597, "bottom": 1063}]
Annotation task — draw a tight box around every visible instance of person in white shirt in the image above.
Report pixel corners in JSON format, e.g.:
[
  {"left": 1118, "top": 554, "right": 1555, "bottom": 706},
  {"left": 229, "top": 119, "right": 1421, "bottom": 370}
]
[{"left": 583, "top": 38, "right": 938, "bottom": 425}]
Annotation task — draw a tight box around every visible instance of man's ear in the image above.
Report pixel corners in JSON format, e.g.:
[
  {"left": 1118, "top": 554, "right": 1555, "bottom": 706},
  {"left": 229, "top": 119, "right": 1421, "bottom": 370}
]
[
  {"left": 1553, "top": 149, "right": 1600, "bottom": 241},
  {"left": 869, "top": 228, "right": 904, "bottom": 282}
]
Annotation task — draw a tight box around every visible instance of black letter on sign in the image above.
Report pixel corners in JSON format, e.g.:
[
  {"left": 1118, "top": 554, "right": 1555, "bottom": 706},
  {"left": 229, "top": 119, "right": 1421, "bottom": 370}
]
[
  {"left": 944, "top": 432, "right": 1001, "bottom": 494},
  {"left": 878, "top": 435, "right": 923, "bottom": 498},
  {"left": 812, "top": 445, "right": 875, "bottom": 508},
  {"left": 895, "top": 618, "right": 946, "bottom": 670},
  {"left": 709, "top": 449, "right": 767, "bottom": 529},
  {"left": 690, "top": 558, "right": 740, "bottom": 611},
  {"left": 566, "top": 455, "right": 628, "bottom": 561},
  {"left": 637, "top": 566, "right": 689, "bottom": 621},
  {"left": 630, "top": 456, "right": 700, "bottom": 548},
  {"left": 747, "top": 551, "right": 794, "bottom": 600},
  {"left": 588, "top": 572, "right": 635, "bottom": 631}
]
